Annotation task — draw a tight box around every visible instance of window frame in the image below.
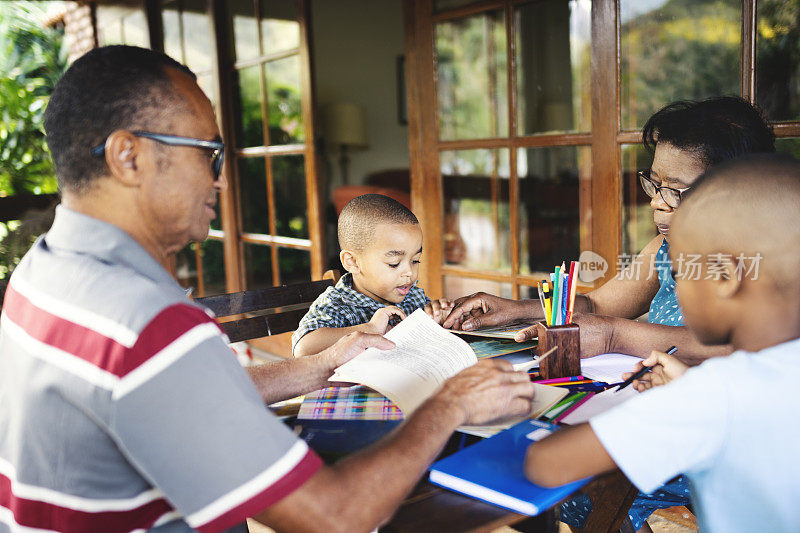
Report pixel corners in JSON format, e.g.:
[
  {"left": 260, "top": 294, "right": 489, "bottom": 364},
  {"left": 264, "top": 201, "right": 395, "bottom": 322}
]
[{"left": 404, "top": 0, "right": 800, "bottom": 300}]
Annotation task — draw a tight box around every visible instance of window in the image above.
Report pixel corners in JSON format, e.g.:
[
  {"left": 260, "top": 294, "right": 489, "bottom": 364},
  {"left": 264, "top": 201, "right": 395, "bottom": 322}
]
[
  {"left": 161, "top": 0, "right": 225, "bottom": 296},
  {"left": 411, "top": 0, "right": 593, "bottom": 300},
  {"left": 96, "top": 4, "right": 149, "bottom": 47},
  {"left": 228, "top": 0, "right": 317, "bottom": 291},
  {"left": 155, "top": 0, "right": 322, "bottom": 297},
  {"left": 406, "top": 0, "right": 800, "bottom": 300}
]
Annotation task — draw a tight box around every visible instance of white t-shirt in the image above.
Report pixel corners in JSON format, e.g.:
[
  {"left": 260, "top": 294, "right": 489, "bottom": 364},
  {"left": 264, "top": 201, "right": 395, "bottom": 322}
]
[{"left": 591, "top": 337, "right": 800, "bottom": 532}]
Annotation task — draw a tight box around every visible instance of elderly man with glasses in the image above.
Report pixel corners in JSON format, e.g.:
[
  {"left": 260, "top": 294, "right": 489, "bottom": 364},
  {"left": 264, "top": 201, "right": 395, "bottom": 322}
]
[{"left": 0, "top": 45, "right": 535, "bottom": 532}]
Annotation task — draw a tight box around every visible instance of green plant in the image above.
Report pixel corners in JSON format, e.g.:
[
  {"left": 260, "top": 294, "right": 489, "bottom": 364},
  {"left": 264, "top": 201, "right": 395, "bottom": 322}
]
[
  {"left": 0, "top": 1, "right": 67, "bottom": 282},
  {"left": 0, "top": 2, "right": 65, "bottom": 196}
]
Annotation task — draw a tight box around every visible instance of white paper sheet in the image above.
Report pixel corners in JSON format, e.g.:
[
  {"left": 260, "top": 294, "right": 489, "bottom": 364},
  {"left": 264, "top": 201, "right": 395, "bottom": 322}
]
[
  {"left": 559, "top": 385, "right": 639, "bottom": 425},
  {"left": 580, "top": 353, "right": 642, "bottom": 383}
]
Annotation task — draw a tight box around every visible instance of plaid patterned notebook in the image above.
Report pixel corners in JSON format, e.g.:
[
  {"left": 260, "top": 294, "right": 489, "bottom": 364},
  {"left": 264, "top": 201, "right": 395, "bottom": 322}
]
[{"left": 297, "top": 385, "right": 405, "bottom": 421}]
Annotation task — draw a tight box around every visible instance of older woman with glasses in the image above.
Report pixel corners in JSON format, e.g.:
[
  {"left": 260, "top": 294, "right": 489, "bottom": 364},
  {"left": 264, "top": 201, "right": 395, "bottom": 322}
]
[
  {"left": 444, "top": 96, "right": 775, "bottom": 531},
  {"left": 445, "top": 96, "right": 774, "bottom": 363}
]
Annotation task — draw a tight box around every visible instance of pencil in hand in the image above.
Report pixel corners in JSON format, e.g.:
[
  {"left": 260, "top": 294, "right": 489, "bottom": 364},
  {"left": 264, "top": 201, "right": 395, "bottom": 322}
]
[{"left": 615, "top": 346, "right": 677, "bottom": 393}]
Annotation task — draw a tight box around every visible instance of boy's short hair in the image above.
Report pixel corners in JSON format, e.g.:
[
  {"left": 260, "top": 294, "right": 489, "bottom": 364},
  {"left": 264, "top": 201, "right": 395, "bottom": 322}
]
[
  {"left": 676, "top": 153, "right": 800, "bottom": 289},
  {"left": 338, "top": 194, "right": 419, "bottom": 252},
  {"left": 642, "top": 96, "right": 775, "bottom": 168}
]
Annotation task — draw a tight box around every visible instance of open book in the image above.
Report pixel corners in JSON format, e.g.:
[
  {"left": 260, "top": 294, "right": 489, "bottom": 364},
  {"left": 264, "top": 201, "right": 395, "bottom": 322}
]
[
  {"left": 331, "top": 309, "right": 476, "bottom": 414},
  {"left": 330, "top": 309, "right": 567, "bottom": 422}
]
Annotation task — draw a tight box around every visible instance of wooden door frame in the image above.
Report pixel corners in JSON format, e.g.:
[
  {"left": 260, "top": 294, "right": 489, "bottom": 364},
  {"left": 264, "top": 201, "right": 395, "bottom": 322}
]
[
  {"left": 402, "top": 0, "right": 621, "bottom": 298},
  {"left": 209, "top": 0, "right": 324, "bottom": 294},
  {"left": 402, "top": 0, "right": 800, "bottom": 300}
]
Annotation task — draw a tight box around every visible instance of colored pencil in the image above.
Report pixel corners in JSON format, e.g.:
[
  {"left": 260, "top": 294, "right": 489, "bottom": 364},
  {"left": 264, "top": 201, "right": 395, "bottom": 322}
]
[
  {"left": 566, "top": 261, "right": 578, "bottom": 324},
  {"left": 552, "top": 391, "right": 595, "bottom": 423},
  {"left": 536, "top": 345, "right": 557, "bottom": 364},
  {"left": 550, "top": 380, "right": 596, "bottom": 386},
  {"left": 553, "top": 267, "right": 562, "bottom": 325},
  {"left": 536, "top": 281, "right": 547, "bottom": 319},
  {"left": 536, "top": 375, "right": 584, "bottom": 385},
  {"left": 543, "top": 281, "right": 552, "bottom": 326},
  {"left": 560, "top": 263, "right": 567, "bottom": 325},
  {"left": 542, "top": 392, "right": 588, "bottom": 420}
]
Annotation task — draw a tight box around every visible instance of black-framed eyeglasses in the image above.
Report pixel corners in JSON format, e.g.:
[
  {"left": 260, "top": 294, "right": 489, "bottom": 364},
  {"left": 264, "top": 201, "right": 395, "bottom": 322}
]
[
  {"left": 638, "top": 170, "right": 690, "bottom": 209},
  {"left": 91, "top": 131, "right": 225, "bottom": 180}
]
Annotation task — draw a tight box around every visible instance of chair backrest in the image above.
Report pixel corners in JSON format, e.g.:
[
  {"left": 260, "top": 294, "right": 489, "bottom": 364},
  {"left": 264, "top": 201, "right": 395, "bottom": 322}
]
[{"left": 194, "top": 274, "right": 337, "bottom": 343}]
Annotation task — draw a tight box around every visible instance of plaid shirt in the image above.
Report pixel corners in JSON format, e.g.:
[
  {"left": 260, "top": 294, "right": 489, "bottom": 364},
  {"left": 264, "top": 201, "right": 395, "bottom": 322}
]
[{"left": 292, "top": 272, "right": 430, "bottom": 351}]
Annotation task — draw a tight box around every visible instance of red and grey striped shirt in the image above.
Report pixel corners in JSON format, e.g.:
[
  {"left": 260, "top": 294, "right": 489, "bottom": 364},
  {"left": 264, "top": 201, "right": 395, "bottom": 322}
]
[{"left": 0, "top": 206, "right": 321, "bottom": 532}]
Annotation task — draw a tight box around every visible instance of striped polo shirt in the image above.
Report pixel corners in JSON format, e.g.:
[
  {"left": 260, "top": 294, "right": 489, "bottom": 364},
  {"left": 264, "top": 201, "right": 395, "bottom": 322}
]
[{"left": 0, "top": 206, "right": 321, "bottom": 532}]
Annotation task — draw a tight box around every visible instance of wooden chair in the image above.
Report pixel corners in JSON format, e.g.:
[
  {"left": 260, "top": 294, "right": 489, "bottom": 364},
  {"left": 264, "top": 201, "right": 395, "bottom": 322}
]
[{"left": 194, "top": 270, "right": 340, "bottom": 344}]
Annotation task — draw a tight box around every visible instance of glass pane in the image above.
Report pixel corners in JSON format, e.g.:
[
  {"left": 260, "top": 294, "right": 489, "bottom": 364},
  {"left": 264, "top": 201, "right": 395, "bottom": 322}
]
[
  {"left": 620, "top": 0, "right": 741, "bottom": 129},
  {"left": 182, "top": 0, "right": 214, "bottom": 72},
  {"left": 201, "top": 239, "right": 226, "bottom": 296},
  {"left": 444, "top": 276, "right": 512, "bottom": 301},
  {"left": 122, "top": 11, "right": 149, "bottom": 48},
  {"left": 518, "top": 146, "right": 588, "bottom": 274},
  {"left": 210, "top": 199, "right": 222, "bottom": 232},
  {"left": 776, "top": 137, "right": 800, "bottom": 159},
  {"left": 278, "top": 247, "right": 311, "bottom": 285},
  {"left": 238, "top": 157, "right": 269, "bottom": 234},
  {"left": 272, "top": 155, "right": 308, "bottom": 239},
  {"left": 435, "top": 10, "right": 508, "bottom": 140},
  {"left": 231, "top": 0, "right": 260, "bottom": 61},
  {"left": 197, "top": 74, "right": 217, "bottom": 111},
  {"left": 265, "top": 56, "right": 305, "bottom": 145},
  {"left": 163, "top": 3, "right": 183, "bottom": 63},
  {"left": 515, "top": 0, "right": 591, "bottom": 135},
  {"left": 756, "top": 0, "right": 800, "bottom": 121},
  {"left": 100, "top": 21, "right": 123, "bottom": 46},
  {"left": 244, "top": 243, "right": 274, "bottom": 290},
  {"left": 620, "top": 144, "right": 659, "bottom": 256},
  {"left": 441, "top": 149, "right": 510, "bottom": 272},
  {"left": 261, "top": 1, "right": 300, "bottom": 54},
  {"left": 234, "top": 65, "right": 264, "bottom": 148},
  {"left": 175, "top": 243, "right": 198, "bottom": 291},
  {"left": 519, "top": 284, "right": 541, "bottom": 300}
]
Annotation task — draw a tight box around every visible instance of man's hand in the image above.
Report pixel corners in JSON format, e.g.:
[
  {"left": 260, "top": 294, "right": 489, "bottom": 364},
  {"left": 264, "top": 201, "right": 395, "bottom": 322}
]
[
  {"left": 318, "top": 331, "right": 395, "bottom": 373},
  {"left": 367, "top": 306, "right": 406, "bottom": 334},
  {"left": 424, "top": 298, "right": 453, "bottom": 325},
  {"left": 430, "top": 359, "right": 536, "bottom": 426},
  {"left": 442, "top": 292, "right": 530, "bottom": 332},
  {"left": 627, "top": 350, "right": 688, "bottom": 391},
  {"left": 512, "top": 313, "right": 615, "bottom": 358}
]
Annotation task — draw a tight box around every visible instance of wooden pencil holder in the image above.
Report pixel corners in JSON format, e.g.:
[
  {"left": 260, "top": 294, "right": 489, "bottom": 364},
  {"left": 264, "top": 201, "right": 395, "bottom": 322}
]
[{"left": 536, "top": 322, "right": 581, "bottom": 379}]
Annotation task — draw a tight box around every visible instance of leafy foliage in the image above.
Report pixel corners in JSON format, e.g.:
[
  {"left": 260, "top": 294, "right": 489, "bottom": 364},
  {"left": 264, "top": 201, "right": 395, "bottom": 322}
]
[
  {"left": 0, "top": 1, "right": 66, "bottom": 196},
  {"left": 0, "top": 2, "right": 67, "bottom": 282}
]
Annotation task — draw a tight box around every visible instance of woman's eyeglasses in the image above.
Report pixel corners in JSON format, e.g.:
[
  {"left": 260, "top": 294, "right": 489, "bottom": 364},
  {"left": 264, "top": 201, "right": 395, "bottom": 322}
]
[
  {"left": 638, "top": 170, "right": 689, "bottom": 209},
  {"left": 91, "top": 131, "right": 225, "bottom": 180}
]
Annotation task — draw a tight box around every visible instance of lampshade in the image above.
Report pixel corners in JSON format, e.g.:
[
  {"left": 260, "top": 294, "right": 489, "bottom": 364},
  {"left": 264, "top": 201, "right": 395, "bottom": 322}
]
[{"left": 321, "top": 102, "right": 368, "bottom": 147}]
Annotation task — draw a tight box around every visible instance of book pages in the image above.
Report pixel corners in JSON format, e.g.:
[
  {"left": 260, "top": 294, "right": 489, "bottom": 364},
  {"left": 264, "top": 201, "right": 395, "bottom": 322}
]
[{"left": 331, "top": 309, "right": 477, "bottom": 414}]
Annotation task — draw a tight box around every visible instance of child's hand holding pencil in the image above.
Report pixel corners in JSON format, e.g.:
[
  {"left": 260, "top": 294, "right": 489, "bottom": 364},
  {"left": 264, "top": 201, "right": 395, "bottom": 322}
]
[{"left": 623, "top": 348, "right": 689, "bottom": 391}]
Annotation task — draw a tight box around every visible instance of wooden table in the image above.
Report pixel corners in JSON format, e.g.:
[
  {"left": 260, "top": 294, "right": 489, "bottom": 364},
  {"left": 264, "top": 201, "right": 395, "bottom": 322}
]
[
  {"left": 289, "top": 420, "right": 638, "bottom": 533},
  {"left": 381, "top": 478, "right": 556, "bottom": 533},
  {"left": 381, "top": 470, "right": 636, "bottom": 533}
]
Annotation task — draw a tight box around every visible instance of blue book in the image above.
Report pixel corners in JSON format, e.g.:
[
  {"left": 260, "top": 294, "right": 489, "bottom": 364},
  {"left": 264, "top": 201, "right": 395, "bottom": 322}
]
[{"left": 429, "top": 419, "right": 590, "bottom": 515}]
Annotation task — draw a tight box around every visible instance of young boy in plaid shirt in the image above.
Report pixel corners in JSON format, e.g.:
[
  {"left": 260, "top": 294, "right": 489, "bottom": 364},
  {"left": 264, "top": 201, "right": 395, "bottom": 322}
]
[{"left": 292, "top": 194, "right": 451, "bottom": 356}]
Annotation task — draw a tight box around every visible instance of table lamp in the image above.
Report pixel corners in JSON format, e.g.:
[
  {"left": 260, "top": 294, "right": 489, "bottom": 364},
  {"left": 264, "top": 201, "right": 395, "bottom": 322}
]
[{"left": 321, "top": 102, "right": 368, "bottom": 185}]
